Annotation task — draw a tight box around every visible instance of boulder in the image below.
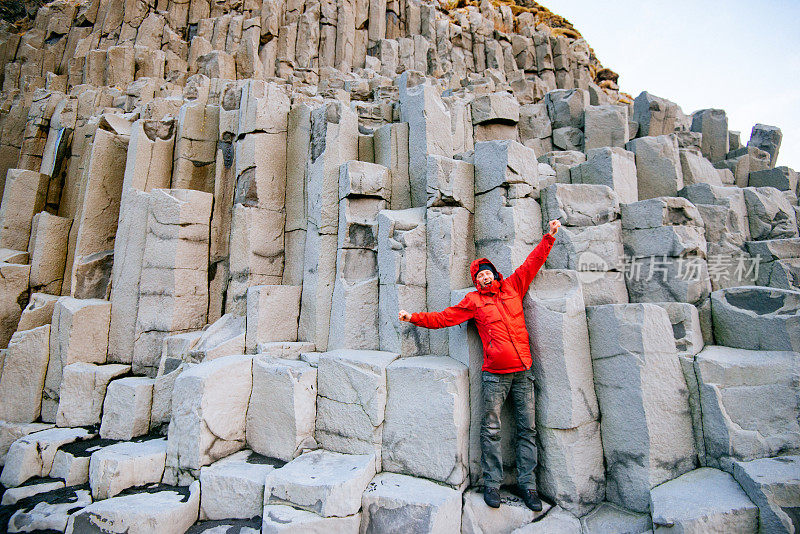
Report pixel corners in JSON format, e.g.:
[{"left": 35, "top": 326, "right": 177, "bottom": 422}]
[
  {"left": 66, "top": 481, "right": 200, "bottom": 534},
  {"left": 710, "top": 286, "right": 800, "bottom": 351},
  {"left": 692, "top": 345, "right": 800, "bottom": 465},
  {"left": 166, "top": 355, "right": 253, "bottom": 479},
  {"left": 0, "top": 427, "right": 94, "bottom": 487},
  {"left": 586, "top": 303, "right": 697, "bottom": 512},
  {"left": 261, "top": 504, "right": 361, "bottom": 533},
  {"left": 650, "top": 467, "right": 757, "bottom": 532},
  {"left": 265, "top": 449, "right": 376, "bottom": 518},
  {"left": 382, "top": 356, "right": 469, "bottom": 488},
  {"left": 99, "top": 376, "right": 155, "bottom": 440},
  {"left": 55, "top": 363, "right": 130, "bottom": 427},
  {"left": 199, "top": 449, "right": 280, "bottom": 520},
  {"left": 729, "top": 455, "right": 800, "bottom": 534},
  {"left": 89, "top": 438, "right": 168, "bottom": 499},
  {"left": 0, "top": 325, "right": 50, "bottom": 423},
  {"left": 361, "top": 472, "right": 463, "bottom": 534},
  {"left": 316, "top": 349, "right": 399, "bottom": 469},
  {"left": 246, "top": 356, "right": 317, "bottom": 461}
]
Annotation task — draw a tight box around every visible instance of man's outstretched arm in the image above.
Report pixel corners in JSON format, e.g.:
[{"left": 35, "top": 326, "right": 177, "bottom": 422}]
[
  {"left": 506, "top": 220, "right": 560, "bottom": 294},
  {"left": 399, "top": 295, "right": 475, "bottom": 329}
]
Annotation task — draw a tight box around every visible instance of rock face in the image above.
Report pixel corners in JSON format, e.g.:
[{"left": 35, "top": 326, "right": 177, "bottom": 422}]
[{"left": 0, "top": 0, "right": 797, "bottom": 531}]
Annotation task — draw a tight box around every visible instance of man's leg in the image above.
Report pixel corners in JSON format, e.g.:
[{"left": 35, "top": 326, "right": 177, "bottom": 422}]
[
  {"left": 480, "top": 370, "right": 512, "bottom": 491},
  {"left": 510, "top": 368, "right": 538, "bottom": 490}
]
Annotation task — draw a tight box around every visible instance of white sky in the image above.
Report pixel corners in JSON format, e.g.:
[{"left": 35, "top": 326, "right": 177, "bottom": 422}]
[{"left": 542, "top": 0, "right": 800, "bottom": 170}]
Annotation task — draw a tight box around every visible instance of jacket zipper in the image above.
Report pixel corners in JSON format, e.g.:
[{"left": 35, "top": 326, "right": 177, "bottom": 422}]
[{"left": 494, "top": 293, "right": 526, "bottom": 367}]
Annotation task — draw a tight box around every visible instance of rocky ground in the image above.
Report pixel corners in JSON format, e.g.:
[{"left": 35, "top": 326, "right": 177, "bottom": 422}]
[{"left": 0, "top": 0, "right": 798, "bottom": 532}]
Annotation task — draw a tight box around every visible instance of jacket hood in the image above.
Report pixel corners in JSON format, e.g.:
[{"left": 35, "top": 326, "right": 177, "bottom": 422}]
[{"left": 470, "top": 257, "right": 503, "bottom": 291}]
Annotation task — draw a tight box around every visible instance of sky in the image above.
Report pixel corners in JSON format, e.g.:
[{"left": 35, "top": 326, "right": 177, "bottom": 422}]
[{"left": 542, "top": 0, "right": 800, "bottom": 170}]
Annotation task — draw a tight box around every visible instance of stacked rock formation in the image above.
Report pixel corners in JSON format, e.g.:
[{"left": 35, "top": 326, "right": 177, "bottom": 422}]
[{"left": 0, "top": 0, "right": 798, "bottom": 532}]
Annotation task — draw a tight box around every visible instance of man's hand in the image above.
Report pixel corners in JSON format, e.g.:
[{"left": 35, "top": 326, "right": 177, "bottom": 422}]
[
  {"left": 548, "top": 219, "right": 561, "bottom": 236},
  {"left": 398, "top": 310, "right": 412, "bottom": 322}
]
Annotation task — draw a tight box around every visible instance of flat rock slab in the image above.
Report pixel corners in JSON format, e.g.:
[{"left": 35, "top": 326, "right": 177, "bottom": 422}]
[
  {"left": 461, "top": 488, "right": 550, "bottom": 534},
  {"left": 261, "top": 504, "right": 361, "bottom": 533},
  {"left": 510, "top": 505, "right": 581, "bottom": 533},
  {"left": 579, "top": 501, "right": 652, "bottom": 534},
  {"left": 186, "top": 518, "right": 261, "bottom": 534},
  {"left": 1, "top": 479, "right": 64, "bottom": 505},
  {"left": 0, "top": 427, "right": 95, "bottom": 487},
  {"left": 361, "top": 472, "right": 463, "bottom": 534},
  {"left": 730, "top": 455, "right": 800, "bottom": 534},
  {"left": 199, "top": 449, "right": 282, "bottom": 521},
  {"left": 89, "top": 438, "right": 168, "bottom": 499},
  {"left": 265, "top": 449, "right": 376, "bottom": 518},
  {"left": 4, "top": 484, "right": 92, "bottom": 533},
  {"left": 65, "top": 481, "right": 200, "bottom": 534},
  {"left": 650, "top": 467, "right": 757, "bottom": 532}
]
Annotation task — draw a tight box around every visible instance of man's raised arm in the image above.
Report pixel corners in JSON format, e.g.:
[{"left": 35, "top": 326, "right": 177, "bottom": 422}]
[
  {"left": 506, "top": 219, "right": 561, "bottom": 294},
  {"left": 399, "top": 294, "right": 475, "bottom": 329}
]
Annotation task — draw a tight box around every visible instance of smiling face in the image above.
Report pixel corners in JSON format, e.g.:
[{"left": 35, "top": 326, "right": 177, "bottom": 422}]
[{"left": 476, "top": 269, "right": 495, "bottom": 287}]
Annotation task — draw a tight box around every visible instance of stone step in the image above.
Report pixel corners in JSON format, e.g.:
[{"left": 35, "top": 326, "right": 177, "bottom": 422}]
[{"left": 89, "top": 437, "right": 168, "bottom": 500}]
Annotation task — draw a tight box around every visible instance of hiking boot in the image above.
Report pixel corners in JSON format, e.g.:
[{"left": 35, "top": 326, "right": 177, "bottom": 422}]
[
  {"left": 483, "top": 486, "right": 501, "bottom": 508},
  {"left": 522, "top": 488, "right": 542, "bottom": 512}
]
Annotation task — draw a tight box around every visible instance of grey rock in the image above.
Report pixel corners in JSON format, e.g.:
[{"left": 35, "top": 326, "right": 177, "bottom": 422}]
[
  {"left": 580, "top": 502, "right": 651, "bottom": 534},
  {"left": 744, "top": 186, "right": 798, "bottom": 240},
  {"left": 626, "top": 135, "right": 684, "bottom": 200},
  {"left": 540, "top": 183, "right": 620, "bottom": 227},
  {"left": 570, "top": 147, "right": 637, "bottom": 204},
  {"left": 729, "top": 455, "right": 800, "bottom": 534},
  {"left": 633, "top": 91, "right": 680, "bottom": 137},
  {"left": 747, "top": 123, "right": 782, "bottom": 168},
  {"left": 583, "top": 104, "right": 629, "bottom": 150},
  {"left": 710, "top": 286, "right": 800, "bottom": 351},
  {"left": 691, "top": 109, "right": 729, "bottom": 163}
]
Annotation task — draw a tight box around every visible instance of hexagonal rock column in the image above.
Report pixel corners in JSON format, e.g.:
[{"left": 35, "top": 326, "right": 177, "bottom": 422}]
[
  {"left": 540, "top": 183, "right": 626, "bottom": 306},
  {"left": 583, "top": 104, "right": 629, "bottom": 150},
  {"left": 747, "top": 123, "right": 782, "bottom": 168},
  {"left": 0, "top": 325, "right": 49, "bottom": 423},
  {"left": 0, "top": 427, "right": 94, "bottom": 487},
  {"left": 651, "top": 468, "right": 758, "bottom": 532},
  {"left": 524, "top": 270, "right": 605, "bottom": 516},
  {"left": 315, "top": 349, "right": 398, "bottom": 469},
  {"left": 474, "top": 140, "right": 542, "bottom": 276},
  {"left": 89, "top": 438, "right": 168, "bottom": 499},
  {"left": 579, "top": 502, "right": 652, "bottom": 533},
  {"left": 426, "top": 206, "right": 475, "bottom": 356},
  {"left": 586, "top": 303, "right": 697, "bottom": 513},
  {"left": 691, "top": 109, "right": 729, "bottom": 163},
  {"left": 743, "top": 186, "right": 798, "bottom": 240},
  {"left": 0, "top": 168, "right": 48, "bottom": 251},
  {"left": 99, "top": 376, "right": 155, "bottom": 440},
  {"left": 261, "top": 504, "right": 362, "bottom": 533},
  {"left": 632, "top": 91, "right": 681, "bottom": 138},
  {"left": 265, "top": 449, "right": 376, "bottom": 518},
  {"left": 165, "top": 354, "right": 253, "bottom": 484},
  {"left": 621, "top": 196, "right": 711, "bottom": 306},
  {"left": 27, "top": 211, "right": 72, "bottom": 295},
  {"left": 570, "top": 147, "right": 637, "bottom": 204},
  {"left": 0, "top": 261, "right": 30, "bottom": 348},
  {"left": 245, "top": 285, "right": 301, "bottom": 353},
  {"left": 361, "top": 472, "right": 463, "bottom": 533},
  {"left": 729, "top": 455, "right": 800, "bottom": 534},
  {"left": 65, "top": 481, "right": 200, "bottom": 534},
  {"left": 690, "top": 345, "right": 800, "bottom": 466},
  {"left": 299, "top": 102, "right": 358, "bottom": 352},
  {"left": 710, "top": 286, "right": 800, "bottom": 351},
  {"left": 625, "top": 134, "right": 684, "bottom": 200},
  {"left": 377, "top": 207, "right": 430, "bottom": 357},
  {"left": 199, "top": 450, "right": 280, "bottom": 521},
  {"left": 55, "top": 362, "right": 130, "bottom": 427},
  {"left": 382, "top": 356, "right": 469, "bottom": 488},
  {"left": 328, "top": 161, "right": 390, "bottom": 351},
  {"left": 133, "top": 188, "right": 213, "bottom": 376},
  {"left": 746, "top": 237, "right": 800, "bottom": 291},
  {"left": 246, "top": 356, "right": 317, "bottom": 462}
]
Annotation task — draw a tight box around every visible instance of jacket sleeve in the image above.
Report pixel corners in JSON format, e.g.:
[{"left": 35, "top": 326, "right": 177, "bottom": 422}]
[
  {"left": 409, "top": 294, "right": 475, "bottom": 329},
  {"left": 506, "top": 232, "right": 556, "bottom": 295}
]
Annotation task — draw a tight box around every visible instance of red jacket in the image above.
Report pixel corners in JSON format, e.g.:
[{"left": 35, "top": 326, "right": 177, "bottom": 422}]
[{"left": 410, "top": 233, "right": 556, "bottom": 373}]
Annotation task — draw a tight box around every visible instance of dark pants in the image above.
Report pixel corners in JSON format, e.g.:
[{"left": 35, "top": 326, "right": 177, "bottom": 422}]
[{"left": 480, "top": 368, "right": 537, "bottom": 490}]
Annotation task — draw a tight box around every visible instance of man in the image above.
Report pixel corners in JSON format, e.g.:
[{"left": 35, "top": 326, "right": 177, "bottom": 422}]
[{"left": 399, "top": 219, "right": 561, "bottom": 511}]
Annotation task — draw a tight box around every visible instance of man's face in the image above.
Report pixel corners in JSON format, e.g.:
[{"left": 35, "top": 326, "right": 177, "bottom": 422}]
[{"left": 476, "top": 269, "right": 495, "bottom": 287}]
